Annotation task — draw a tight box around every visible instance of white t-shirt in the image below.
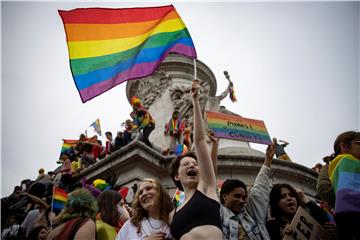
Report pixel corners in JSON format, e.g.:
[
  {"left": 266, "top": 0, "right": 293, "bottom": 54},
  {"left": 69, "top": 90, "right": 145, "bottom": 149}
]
[{"left": 116, "top": 217, "right": 171, "bottom": 240}]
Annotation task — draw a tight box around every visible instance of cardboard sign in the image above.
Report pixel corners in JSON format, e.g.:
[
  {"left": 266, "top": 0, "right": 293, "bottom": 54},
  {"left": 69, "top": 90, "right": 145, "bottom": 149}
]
[
  {"left": 283, "top": 206, "right": 329, "bottom": 240},
  {"left": 206, "top": 111, "right": 272, "bottom": 145}
]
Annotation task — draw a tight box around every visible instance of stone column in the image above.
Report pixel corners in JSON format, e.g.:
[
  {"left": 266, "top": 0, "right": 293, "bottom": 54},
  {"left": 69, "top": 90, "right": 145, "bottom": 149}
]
[{"left": 126, "top": 54, "right": 250, "bottom": 152}]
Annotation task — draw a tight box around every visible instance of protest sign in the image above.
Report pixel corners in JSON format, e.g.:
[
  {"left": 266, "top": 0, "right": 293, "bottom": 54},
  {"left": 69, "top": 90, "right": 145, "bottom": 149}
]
[
  {"left": 283, "top": 206, "right": 329, "bottom": 240},
  {"left": 206, "top": 111, "right": 272, "bottom": 145}
]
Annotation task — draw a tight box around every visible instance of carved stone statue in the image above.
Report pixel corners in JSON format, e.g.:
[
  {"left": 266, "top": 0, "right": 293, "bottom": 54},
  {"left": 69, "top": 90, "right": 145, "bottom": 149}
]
[
  {"left": 204, "top": 82, "right": 230, "bottom": 113},
  {"left": 132, "top": 71, "right": 171, "bottom": 109}
]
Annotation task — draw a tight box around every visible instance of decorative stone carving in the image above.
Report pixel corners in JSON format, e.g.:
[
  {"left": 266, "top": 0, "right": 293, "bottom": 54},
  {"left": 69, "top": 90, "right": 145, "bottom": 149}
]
[
  {"left": 131, "top": 71, "right": 171, "bottom": 109},
  {"left": 169, "top": 80, "right": 212, "bottom": 121}
]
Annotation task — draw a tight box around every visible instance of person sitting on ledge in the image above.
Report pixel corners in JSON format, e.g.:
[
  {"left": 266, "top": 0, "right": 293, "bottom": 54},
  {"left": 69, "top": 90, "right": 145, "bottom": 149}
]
[{"left": 130, "top": 96, "right": 155, "bottom": 148}]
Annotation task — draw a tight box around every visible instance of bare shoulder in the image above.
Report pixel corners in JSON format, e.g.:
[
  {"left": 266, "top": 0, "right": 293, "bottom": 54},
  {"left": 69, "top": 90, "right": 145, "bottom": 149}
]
[
  {"left": 197, "top": 187, "right": 219, "bottom": 203},
  {"left": 74, "top": 219, "right": 96, "bottom": 240},
  {"left": 46, "top": 224, "right": 64, "bottom": 240}
]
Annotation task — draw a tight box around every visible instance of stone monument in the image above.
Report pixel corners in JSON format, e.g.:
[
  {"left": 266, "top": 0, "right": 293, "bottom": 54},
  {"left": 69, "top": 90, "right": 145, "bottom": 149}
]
[{"left": 74, "top": 53, "right": 319, "bottom": 201}]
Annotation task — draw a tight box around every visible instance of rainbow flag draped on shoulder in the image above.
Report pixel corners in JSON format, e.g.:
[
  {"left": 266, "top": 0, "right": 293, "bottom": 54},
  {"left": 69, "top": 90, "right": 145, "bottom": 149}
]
[
  {"left": 328, "top": 153, "right": 360, "bottom": 214},
  {"left": 59, "top": 5, "right": 197, "bottom": 102}
]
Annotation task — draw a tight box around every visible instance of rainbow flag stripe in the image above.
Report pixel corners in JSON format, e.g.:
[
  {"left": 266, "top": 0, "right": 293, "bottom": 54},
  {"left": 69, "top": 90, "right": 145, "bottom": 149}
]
[
  {"left": 59, "top": 5, "right": 197, "bottom": 102},
  {"left": 173, "top": 188, "right": 185, "bottom": 206},
  {"left": 61, "top": 139, "right": 78, "bottom": 154},
  {"left": 206, "top": 111, "right": 272, "bottom": 145},
  {"left": 53, "top": 187, "right": 68, "bottom": 210},
  {"left": 329, "top": 154, "right": 360, "bottom": 214}
]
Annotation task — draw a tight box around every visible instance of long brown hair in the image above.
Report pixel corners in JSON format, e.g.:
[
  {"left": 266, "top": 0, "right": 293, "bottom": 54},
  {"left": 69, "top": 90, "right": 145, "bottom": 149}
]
[
  {"left": 97, "top": 190, "right": 122, "bottom": 227},
  {"left": 130, "top": 178, "right": 173, "bottom": 235}
]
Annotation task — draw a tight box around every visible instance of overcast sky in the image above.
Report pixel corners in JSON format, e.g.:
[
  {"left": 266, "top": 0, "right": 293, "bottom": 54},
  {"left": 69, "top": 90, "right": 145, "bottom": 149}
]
[{"left": 1, "top": 1, "right": 359, "bottom": 198}]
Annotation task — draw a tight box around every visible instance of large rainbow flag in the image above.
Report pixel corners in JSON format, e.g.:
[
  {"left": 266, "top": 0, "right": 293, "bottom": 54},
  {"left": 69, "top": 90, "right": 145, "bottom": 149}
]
[
  {"left": 328, "top": 153, "right": 360, "bottom": 214},
  {"left": 206, "top": 111, "right": 272, "bottom": 145},
  {"left": 52, "top": 187, "right": 68, "bottom": 210},
  {"left": 59, "top": 5, "right": 197, "bottom": 102}
]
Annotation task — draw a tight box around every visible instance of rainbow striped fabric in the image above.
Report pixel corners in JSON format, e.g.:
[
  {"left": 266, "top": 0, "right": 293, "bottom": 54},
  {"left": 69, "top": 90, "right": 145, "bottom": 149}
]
[
  {"left": 61, "top": 139, "right": 78, "bottom": 154},
  {"left": 173, "top": 188, "right": 185, "bottom": 207},
  {"left": 61, "top": 136, "right": 98, "bottom": 156},
  {"left": 206, "top": 111, "right": 272, "bottom": 145},
  {"left": 53, "top": 187, "right": 68, "bottom": 210},
  {"left": 328, "top": 154, "right": 360, "bottom": 214},
  {"left": 59, "top": 5, "right": 197, "bottom": 102},
  {"left": 175, "top": 144, "right": 188, "bottom": 156}
]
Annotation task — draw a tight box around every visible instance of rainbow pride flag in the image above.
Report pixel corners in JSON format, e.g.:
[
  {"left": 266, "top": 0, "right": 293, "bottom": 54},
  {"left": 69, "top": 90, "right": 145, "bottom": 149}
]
[
  {"left": 52, "top": 187, "right": 68, "bottom": 210},
  {"left": 61, "top": 139, "right": 78, "bottom": 154},
  {"left": 328, "top": 154, "right": 360, "bottom": 214},
  {"left": 59, "top": 5, "right": 197, "bottom": 102},
  {"left": 206, "top": 111, "right": 272, "bottom": 145}
]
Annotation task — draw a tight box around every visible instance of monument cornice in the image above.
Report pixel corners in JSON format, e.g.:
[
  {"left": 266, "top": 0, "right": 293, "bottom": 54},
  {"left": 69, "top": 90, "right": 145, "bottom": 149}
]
[{"left": 126, "top": 54, "right": 217, "bottom": 104}]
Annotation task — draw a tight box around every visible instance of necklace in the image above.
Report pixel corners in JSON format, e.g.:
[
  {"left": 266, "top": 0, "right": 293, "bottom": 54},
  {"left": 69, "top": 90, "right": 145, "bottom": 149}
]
[
  {"left": 142, "top": 218, "right": 167, "bottom": 237},
  {"left": 147, "top": 218, "right": 164, "bottom": 230}
]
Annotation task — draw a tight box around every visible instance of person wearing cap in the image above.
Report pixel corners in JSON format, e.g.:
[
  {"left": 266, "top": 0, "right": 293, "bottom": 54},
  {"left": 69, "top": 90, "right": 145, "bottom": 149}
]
[{"left": 130, "top": 96, "right": 155, "bottom": 148}]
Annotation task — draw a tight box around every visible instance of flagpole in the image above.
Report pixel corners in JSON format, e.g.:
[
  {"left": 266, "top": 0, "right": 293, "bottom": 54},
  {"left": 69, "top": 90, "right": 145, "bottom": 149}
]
[
  {"left": 50, "top": 186, "right": 55, "bottom": 230},
  {"left": 193, "top": 58, "right": 197, "bottom": 79}
]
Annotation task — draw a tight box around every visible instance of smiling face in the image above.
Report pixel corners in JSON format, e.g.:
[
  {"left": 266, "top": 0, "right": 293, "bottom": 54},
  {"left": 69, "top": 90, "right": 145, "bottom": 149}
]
[
  {"left": 223, "top": 187, "right": 247, "bottom": 214},
  {"left": 278, "top": 187, "right": 298, "bottom": 217},
  {"left": 138, "top": 181, "right": 159, "bottom": 212},
  {"left": 175, "top": 156, "right": 199, "bottom": 190}
]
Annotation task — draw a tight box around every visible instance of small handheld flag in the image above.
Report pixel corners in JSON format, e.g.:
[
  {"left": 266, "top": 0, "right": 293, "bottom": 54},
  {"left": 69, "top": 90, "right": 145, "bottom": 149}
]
[
  {"left": 59, "top": 5, "right": 197, "bottom": 102},
  {"left": 173, "top": 188, "right": 185, "bottom": 206},
  {"left": 52, "top": 187, "right": 68, "bottom": 211},
  {"left": 90, "top": 118, "right": 102, "bottom": 136}
]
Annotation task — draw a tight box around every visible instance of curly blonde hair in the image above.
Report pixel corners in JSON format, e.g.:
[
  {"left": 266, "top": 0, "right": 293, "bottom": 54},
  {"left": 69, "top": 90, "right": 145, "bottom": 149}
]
[{"left": 130, "top": 178, "right": 173, "bottom": 235}]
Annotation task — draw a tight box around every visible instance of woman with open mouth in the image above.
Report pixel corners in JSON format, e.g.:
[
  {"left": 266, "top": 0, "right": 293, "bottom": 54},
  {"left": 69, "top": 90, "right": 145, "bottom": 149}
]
[
  {"left": 116, "top": 178, "right": 173, "bottom": 240},
  {"left": 266, "top": 184, "right": 329, "bottom": 240},
  {"left": 169, "top": 79, "right": 223, "bottom": 240},
  {"left": 219, "top": 141, "right": 276, "bottom": 240}
]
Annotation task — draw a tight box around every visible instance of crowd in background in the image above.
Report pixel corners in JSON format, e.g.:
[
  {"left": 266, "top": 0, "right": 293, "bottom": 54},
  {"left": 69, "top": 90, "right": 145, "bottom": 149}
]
[{"left": 2, "top": 80, "right": 359, "bottom": 240}]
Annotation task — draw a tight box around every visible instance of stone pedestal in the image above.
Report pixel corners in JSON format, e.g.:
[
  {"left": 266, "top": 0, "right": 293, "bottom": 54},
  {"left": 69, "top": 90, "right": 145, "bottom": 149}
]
[{"left": 73, "top": 54, "right": 319, "bottom": 203}]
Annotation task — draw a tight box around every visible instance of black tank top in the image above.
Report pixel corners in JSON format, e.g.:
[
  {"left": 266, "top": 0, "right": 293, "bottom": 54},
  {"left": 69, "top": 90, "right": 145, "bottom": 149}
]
[{"left": 170, "top": 190, "right": 222, "bottom": 240}]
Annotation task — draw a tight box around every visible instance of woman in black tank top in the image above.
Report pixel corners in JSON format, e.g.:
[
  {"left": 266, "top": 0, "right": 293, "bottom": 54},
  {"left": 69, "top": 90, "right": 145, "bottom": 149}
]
[{"left": 169, "top": 80, "right": 223, "bottom": 240}]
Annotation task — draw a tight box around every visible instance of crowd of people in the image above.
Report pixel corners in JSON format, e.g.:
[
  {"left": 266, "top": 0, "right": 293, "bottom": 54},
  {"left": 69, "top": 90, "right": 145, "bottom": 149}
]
[{"left": 2, "top": 79, "right": 360, "bottom": 240}]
